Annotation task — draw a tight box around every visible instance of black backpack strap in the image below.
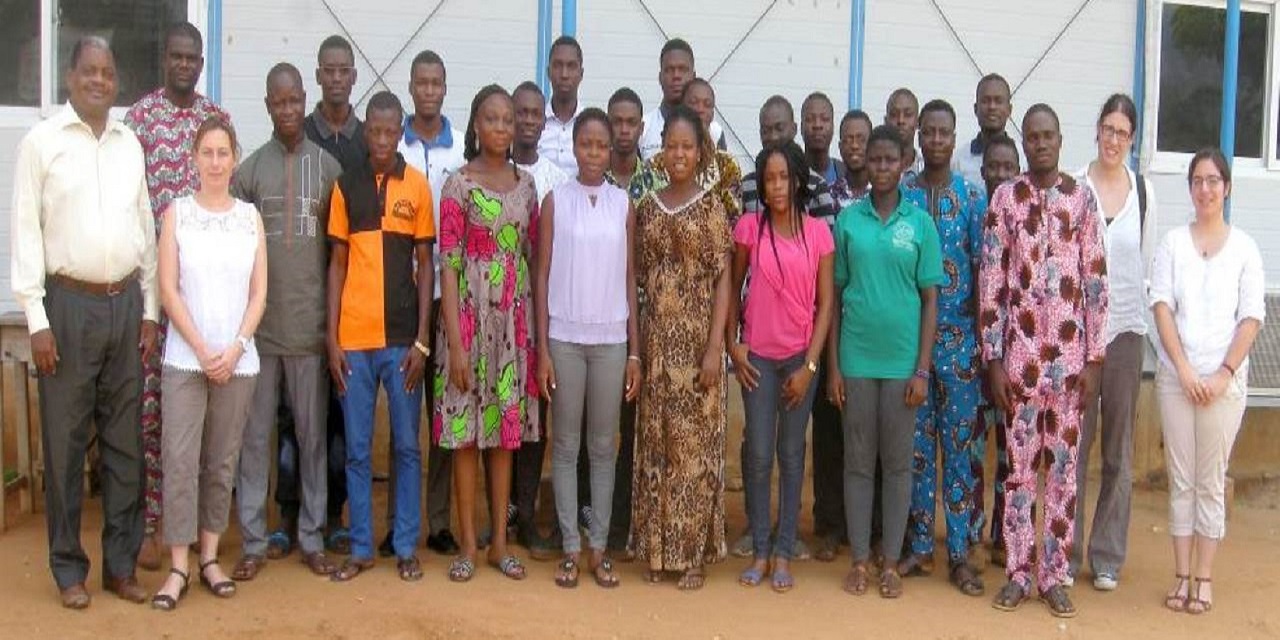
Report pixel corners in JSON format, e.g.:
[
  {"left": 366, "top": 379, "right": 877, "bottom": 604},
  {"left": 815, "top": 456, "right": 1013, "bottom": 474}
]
[{"left": 1136, "top": 173, "right": 1147, "bottom": 235}]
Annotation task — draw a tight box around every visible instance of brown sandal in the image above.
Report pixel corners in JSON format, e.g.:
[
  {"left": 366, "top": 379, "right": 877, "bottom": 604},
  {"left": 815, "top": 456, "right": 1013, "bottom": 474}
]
[
  {"left": 301, "top": 552, "right": 337, "bottom": 576},
  {"left": 592, "top": 557, "right": 620, "bottom": 589},
  {"left": 1164, "top": 574, "right": 1190, "bottom": 612},
  {"left": 1186, "top": 577, "right": 1213, "bottom": 614},
  {"left": 231, "top": 554, "right": 266, "bottom": 582},
  {"left": 992, "top": 580, "right": 1029, "bottom": 612},
  {"left": 329, "top": 557, "right": 374, "bottom": 582},
  {"left": 879, "top": 569, "right": 903, "bottom": 599},
  {"left": 843, "top": 562, "right": 870, "bottom": 596},
  {"left": 396, "top": 555, "right": 424, "bottom": 582},
  {"left": 949, "top": 562, "right": 985, "bottom": 596}
]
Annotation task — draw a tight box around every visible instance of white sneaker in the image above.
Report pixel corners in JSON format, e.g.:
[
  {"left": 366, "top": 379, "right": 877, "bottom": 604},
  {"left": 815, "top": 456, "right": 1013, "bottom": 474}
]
[
  {"left": 1063, "top": 574, "right": 1075, "bottom": 588},
  {"left": 1094, "top": 573, "right": 1118, "bottom": 591}
]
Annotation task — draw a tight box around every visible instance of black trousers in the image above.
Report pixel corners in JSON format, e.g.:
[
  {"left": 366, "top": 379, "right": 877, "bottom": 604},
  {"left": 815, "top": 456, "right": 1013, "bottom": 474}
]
[
  {"left": 39, "top": 281, "right": 145, "bottom": 589},
  {"left": 810, "top": 378, "right": 846, "bottom": 540}
]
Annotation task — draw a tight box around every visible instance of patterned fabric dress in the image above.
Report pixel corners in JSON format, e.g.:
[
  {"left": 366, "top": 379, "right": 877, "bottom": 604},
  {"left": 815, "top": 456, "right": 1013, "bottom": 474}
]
[
  {"left": 432, "top": 169, "right": 541, "bottom": 450},
  {"left": 631, "top": 186, "right": 732, "bottom": 571},
  {"left": 122, "top": 88, "right": 230, "bottom": 534}
]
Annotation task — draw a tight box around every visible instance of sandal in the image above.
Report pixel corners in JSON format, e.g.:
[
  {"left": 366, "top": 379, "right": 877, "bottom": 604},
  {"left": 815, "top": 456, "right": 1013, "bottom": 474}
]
[
  {"left": 1187, "top": 577, "right": 1213, "bottom": 615},
  {"left": 991, "top": 581, "right": 1029, "bottom": 612},
  {"left": 397, "top": 555, "right": 424, "bottom": 582},
  {"left": 676, "top": 568, "right": 706, "bottom": 591},
  {"left": 199, "top": 559, "right": 237, "bottom": 598},
  {"left": 325, "top": 527, "right": 351, "bottom": 555},
  {"left": 814, "top": 536, "right": 839, "bottom": 563},
  {"left": 770, "top": 562, "right": 794, "bottom": 593},
  {"left": 301, "top": 551, "right": 337, "bottom": 576},
  {"left": 897, "top": 553, "right": 933, "bottom": 577},
  {"left": 1164, "top": 574, "right": 1191, "bottom": 612},
  {"left": 231, "top": 554, "right": 266, "bottom": 582},
  {"left": 739, "top": 562, "right": 767, "bottom": 587},
  {"left": 646, "top": 570, "right": 665, "bottom": 585},
  {"left": 266, "top": 530, "right": 293, "bottom": 560},
  {"left": 448, "top": 556, "right": 476, "bottom": 583},
  {"left": 150, "top": 568, "right": 189, "bottom": 611},
  {"left": 490, "top": 554, "right": 527, "bottom": 581},
  {"left": 329, "top": 557, "right": 374, "bottom": 582},
  {"left": 555, "top": 556, "right": 580, "bottom": 588},
  {"left": 1039, "top": 585, "right": 1077, "bottom": 618},
  {"left": 949, "top": 562, "right": 985, "bottom": 596},
  {"left": 592, "top": 557, "right": 620, "bottom": 589},
  {"left": 842, "top": 562, "right": 870, "bottom": 596},
  {"left": 878, "top": 569, "right": 903, "bottom": 599}
]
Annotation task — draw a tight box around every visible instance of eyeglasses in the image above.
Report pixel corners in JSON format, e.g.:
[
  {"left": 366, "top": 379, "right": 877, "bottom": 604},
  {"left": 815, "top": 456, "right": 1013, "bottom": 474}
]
[
  {"left": 1099, "top": 124, "right": 1132, "bottom": 143},
  {"left": 1191, "top": 175, "right": 1225, "bottom": 189}
]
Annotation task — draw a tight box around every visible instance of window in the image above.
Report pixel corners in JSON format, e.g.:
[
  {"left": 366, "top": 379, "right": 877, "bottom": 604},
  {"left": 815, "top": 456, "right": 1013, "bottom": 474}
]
[
  {"left": 1, "top": 0, "right": 193, "bottom": 110},
  {"left": 1155, "top": 1, "right": 1277, "bottom": 165}
]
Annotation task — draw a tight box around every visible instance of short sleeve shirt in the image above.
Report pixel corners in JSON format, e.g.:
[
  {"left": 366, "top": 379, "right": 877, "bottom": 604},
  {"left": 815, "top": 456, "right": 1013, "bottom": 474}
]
[
  {"left": 734, "top": 213, "right": 834, "bottom": 359},
  {"left": 833, "top": 189, "right": 944, "bottom": 378},
  {"left": 328, "top": 154, "right": 435, "bottom": 350}
]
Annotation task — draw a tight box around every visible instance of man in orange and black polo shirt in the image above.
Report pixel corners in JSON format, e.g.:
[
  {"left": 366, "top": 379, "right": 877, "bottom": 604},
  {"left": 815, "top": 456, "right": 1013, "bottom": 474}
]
[{"left": 326, "top": 91, "right": 434, "bottom": 582}]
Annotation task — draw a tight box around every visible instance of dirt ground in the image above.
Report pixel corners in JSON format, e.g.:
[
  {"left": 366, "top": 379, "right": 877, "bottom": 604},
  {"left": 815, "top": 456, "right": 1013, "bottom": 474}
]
[{"left": 2, "top": 415, "right": 1279, "bottom": 639}]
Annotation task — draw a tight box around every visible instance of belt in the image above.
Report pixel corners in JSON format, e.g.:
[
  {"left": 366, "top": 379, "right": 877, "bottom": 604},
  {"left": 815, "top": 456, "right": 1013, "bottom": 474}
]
[{"left": 48, "top": 269, "right": 139, "bottom": 297}]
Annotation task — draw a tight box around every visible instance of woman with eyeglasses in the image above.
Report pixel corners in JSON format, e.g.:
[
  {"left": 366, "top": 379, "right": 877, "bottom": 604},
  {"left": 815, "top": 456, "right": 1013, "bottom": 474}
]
[
  {"left": 1151, "top": 147, "right": 1263, "bottom": 615},
  {"left": 1068, "top": 94, "right": 1158, "bottom": 592}
]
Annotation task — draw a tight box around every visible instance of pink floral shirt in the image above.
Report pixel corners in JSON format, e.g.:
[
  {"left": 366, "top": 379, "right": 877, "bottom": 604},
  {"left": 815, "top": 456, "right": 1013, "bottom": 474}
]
[{"left": 979, "top": 172, "right": 1108, "bottom": 395}]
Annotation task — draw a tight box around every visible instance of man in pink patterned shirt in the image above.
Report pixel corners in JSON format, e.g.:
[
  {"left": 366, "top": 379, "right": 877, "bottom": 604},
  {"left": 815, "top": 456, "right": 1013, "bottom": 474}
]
[
  {"left": 122, "top": 21, "right": 230, "bottom": 572},
  {"left": 979, "top": 104, "right": 1107, "bottom": 618}
]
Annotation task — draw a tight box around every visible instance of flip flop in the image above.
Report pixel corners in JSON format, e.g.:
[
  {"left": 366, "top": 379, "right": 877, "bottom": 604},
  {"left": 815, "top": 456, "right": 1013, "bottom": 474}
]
[
  {"left": 490, "top": 554, "right": 527, "bottom": 581},
  {"left": 448, "top": 556, "right": 476, "bottom": 583},
  {"left": 592, "top": 558, "right": 620, "bottom": 589}
]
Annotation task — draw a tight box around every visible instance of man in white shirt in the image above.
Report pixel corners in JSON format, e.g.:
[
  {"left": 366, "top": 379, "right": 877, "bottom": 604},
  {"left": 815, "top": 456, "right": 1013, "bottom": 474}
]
[
  {"left": 515, "top": 81, "right": 571, "bottom": 199},
  {"left": 638, "top": 38, "right": 724, "bottom": 159},
  {"left": 398, "top": 48, "right": 466, "bottom": 557},
  {"left": 954, "top": 73, "right": 1023, "bottom": 189},
  {"left": 537, "top": 35, "right": 584, "bottom": 178},
  {"left": 10, "top": 36, "right": 158, "bottom": 609}
]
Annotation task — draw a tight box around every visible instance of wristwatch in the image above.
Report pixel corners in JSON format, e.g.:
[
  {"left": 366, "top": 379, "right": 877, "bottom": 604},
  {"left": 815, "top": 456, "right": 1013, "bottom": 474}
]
[
  {"left": 805, "top": 360, "right": 818, "bottom": 373},
  {"left": 236, "top": 335, "right": 252, "bottom": 351},
  {"left": 413, "top": 340, "right": 431, "bottom": 357}
]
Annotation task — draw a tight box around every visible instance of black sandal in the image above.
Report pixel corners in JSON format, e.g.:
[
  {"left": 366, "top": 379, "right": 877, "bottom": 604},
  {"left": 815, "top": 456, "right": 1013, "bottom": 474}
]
[
  {"left": 592, "top": 557, "right": 620, "bottom": 589},
  {"left": 676, "top": 568, "right": 706, "bottom": 591},
  {"left": 397, "top": 555, "right": 424, "bottom": 582},
  {"left": 199, "top": 559, "right": 237, "bottom": 598},
  {"left": 991, "top": 581, "right": 1029, "bottom": 612},
  {"left": 1040, "top": 585, "right": 1077, "bottom": 618},
  {"left": 555, "top": 556, "right": 580, "bottom": 588},
  {"left": 150, "top": 568, "right": 189, "bottom": 611},
  {"left": 949, "top": 562, "right": 985, "bottom": 596}
]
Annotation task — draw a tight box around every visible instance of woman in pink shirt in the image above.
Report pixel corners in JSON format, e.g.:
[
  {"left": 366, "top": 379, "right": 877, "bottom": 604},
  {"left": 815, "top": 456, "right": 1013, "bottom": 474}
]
[{"left": 727, "top": 141, "right": 835, "bottom": 592}]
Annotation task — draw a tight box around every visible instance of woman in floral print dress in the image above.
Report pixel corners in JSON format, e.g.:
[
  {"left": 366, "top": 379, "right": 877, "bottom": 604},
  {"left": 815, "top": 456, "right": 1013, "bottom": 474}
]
[{"left": 434, "top": 85, "right": 540, "bottom": 583}]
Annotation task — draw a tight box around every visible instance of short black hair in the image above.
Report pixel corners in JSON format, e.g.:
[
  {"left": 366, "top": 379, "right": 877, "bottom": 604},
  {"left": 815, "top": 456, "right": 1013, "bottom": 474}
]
[
  {"left": 266, "top": 62, "right": 303, "bottom": 92},
  {"left": 366, "top": 90, "right": 404, "bottom": 121},
  {"left": 839, "top": 109, "right": 873, "bottom": 133},
  {"left": 919, "top": 99, "right": 957, "bottom": 127},
  {"left": 317, "top": 35, "right": 354, "bottom": 65},
  {"left": 760, "top": 95, "right": 794, "bottom": 121},
  {"left": 513, "top": 80, "right": 543, "bottom": 101},
  {"left": 983, "top": 133, "right": 1019, "bottom": 160},
  {"left": 886, "top": 87, "right": 918, "bottom": 112},
  {"left": 608, "top": 87, "right": 643, "bottom": 113},
  {"left": 573, "top": 107, "right": 612, "bottom": 141},
  {"left": 165, "top": 21, "right": 203, "bottom": 52},
  {"left": 549, "top": 35, "right": 583, "bottom": 63},
  {"left": 1187, "top": 146, "right": 1231, "bottom": 188},
  {"left": 867, "top": 124, "right": 906, "bottom": 155},
  {"left": 69, "top": 35, "right": 112, "bottom": 70},
  {"left": 1097, "top": 93, "right": 1138, "bottom": 134},
  {"left": 682, "top": 77, "right": 714, "bottom": 101},
  {"left": 660, "top": 38, "right": 694, "bottom": 63},
  {"left": 1023, "top": 102, "right": 1060, "bottom": 130},
  {"left": 976, "top": 73, "right": 1011, "bottom": 99},
  {"left": 411, "top": 49, "right": 445, "bottom": 77},
  {"left": 802, "top": 91, "right": 833, "bottom": 114},
  {"left": 662, "top": 104, "right": 707, "bottom": 150}
]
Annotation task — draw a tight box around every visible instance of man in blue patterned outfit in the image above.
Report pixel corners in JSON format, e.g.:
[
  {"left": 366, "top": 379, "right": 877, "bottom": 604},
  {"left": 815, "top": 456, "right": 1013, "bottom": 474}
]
[{"left": 897, "top": 99, "right": 988, "bottom": 596}]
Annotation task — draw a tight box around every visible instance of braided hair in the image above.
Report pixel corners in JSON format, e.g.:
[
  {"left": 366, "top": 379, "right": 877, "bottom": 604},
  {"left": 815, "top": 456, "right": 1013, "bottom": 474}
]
[{"left": 752, "top": 140, "right": 810, "bottom": 284}]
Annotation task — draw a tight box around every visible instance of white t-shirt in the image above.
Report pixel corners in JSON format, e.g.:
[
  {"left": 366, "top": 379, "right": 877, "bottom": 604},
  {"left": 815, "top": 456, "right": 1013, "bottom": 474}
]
[
  {"left": 398, "top": 117, "right": 466, "bottom": 299},
  {"left": 517, "top": 155, "right": 571, "bottom": 202},
  {"left": 639, "top": 106, "right": 724, "bottom": 160},
  {"left": 537, "top": 101, "right": 583, "bottom": 178},
  {"left": 1076, "top": 164, "right": 1159, "bottom": 345},
  {"left": 1149, "top": 225, "right": 1266, "bottom": 376}
]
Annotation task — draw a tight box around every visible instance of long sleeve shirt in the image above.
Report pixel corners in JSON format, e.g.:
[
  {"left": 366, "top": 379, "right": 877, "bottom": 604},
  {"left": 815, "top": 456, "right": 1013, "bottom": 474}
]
[
  {"left": 978, "top": 172, "right": 1108, "bottom": 395},
  {"left": 10, "top": 106, "right": 158, "bottom": 333}
]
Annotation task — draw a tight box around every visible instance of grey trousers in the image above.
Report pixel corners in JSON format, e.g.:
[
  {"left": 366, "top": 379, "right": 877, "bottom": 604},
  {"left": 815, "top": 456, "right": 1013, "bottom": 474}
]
[
  {"left": 549, "top": 340, "right": 627, "bottom": 554},
  {"left": 238, "top": 355, "right": 329, "bottom": 555},
  {"left": 38, "top": 281, "right": 144, "bottom": 589},
  {"left": 161, "top": 369, "right": 256, "bottom": 546},
  {"left": 842, "top": 377, "right": 915, "bottom": 565},
  {"left": 1071, "top": 332, "right": 1143, "bottom": 576}
]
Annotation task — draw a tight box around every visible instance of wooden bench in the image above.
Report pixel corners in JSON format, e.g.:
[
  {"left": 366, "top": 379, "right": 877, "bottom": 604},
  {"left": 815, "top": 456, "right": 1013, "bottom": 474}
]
[{"left": 1, "top": 312, "right": 36, "bottom": 531}]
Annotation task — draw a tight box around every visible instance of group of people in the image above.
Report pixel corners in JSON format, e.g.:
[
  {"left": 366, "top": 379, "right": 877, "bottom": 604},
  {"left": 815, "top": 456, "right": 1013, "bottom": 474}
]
[{"left": 11, "top": 22, "right": 1263, "bottom": 622}]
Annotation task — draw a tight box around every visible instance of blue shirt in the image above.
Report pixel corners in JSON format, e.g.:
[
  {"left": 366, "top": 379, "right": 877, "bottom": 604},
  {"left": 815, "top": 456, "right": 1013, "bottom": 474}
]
[{"left": 901, "top": 171, "right": 987, "bottom": 366}]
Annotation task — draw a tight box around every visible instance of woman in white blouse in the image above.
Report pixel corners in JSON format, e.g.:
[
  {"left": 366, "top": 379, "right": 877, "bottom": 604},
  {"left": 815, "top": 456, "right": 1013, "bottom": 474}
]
[
  {"left": 151, "top": 117, "right": 267, "bottom": 610},
  {"left": 1071, "top": 94, "right": 1158, "bottom": 591},
  {"left": 1151, "top": 147, "right": 1263, "bottom": 615}
]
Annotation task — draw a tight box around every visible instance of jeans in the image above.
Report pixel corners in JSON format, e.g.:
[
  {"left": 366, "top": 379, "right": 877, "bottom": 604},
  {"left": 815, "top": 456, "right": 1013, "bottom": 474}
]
[
  {"left": 742, "top": 353, "right": 817, "bottom": 560},
  {"left": 341, "top": 346, "right": 423, "bottom": 560}
]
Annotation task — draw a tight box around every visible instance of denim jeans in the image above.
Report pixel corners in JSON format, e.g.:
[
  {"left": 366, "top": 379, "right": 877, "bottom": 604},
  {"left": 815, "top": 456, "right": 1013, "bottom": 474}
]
[
  {"left": 341, "top": 346, "right": 423, "bottom": 560},
  {"left": 742, "top": 352, "right": 818, "bottom": 560}
]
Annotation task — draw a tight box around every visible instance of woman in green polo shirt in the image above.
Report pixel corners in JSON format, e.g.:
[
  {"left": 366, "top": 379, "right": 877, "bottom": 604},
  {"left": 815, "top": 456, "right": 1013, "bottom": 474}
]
[{"left": 827, "top": 125, "right": 942, "bottom": 599}]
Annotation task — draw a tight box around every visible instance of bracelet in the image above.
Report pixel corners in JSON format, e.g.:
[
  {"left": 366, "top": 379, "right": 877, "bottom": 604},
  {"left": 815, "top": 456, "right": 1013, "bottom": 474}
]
[
  {"left": 913, "top": 368, "right": 930, "bottom": 380},
  {"left": 627, "top": 355, "right": 641, "bottom": 362},
  {"left": 1221, "top": 362, "right": 1236, "bottom": 376},
  {"left": 413, "top": 340, "right": 431, "bottom": 357}
]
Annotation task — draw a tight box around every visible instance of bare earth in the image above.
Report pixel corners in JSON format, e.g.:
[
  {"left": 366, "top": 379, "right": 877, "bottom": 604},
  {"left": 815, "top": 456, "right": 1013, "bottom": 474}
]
[{"left": 3, "top": 419, "right": 1279, "bottom": 638}]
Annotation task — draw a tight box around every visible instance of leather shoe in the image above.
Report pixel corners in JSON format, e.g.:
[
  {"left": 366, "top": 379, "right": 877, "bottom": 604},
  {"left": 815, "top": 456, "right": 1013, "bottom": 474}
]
[
  {"left": 59, "top": 583, "right": 91, "bottom": 609},
  {"left": 426, "top": 529, "right": 460, "bottom": 555},
  {"left": 104, "top": 575, "right": 148, "bottom": 604}
]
